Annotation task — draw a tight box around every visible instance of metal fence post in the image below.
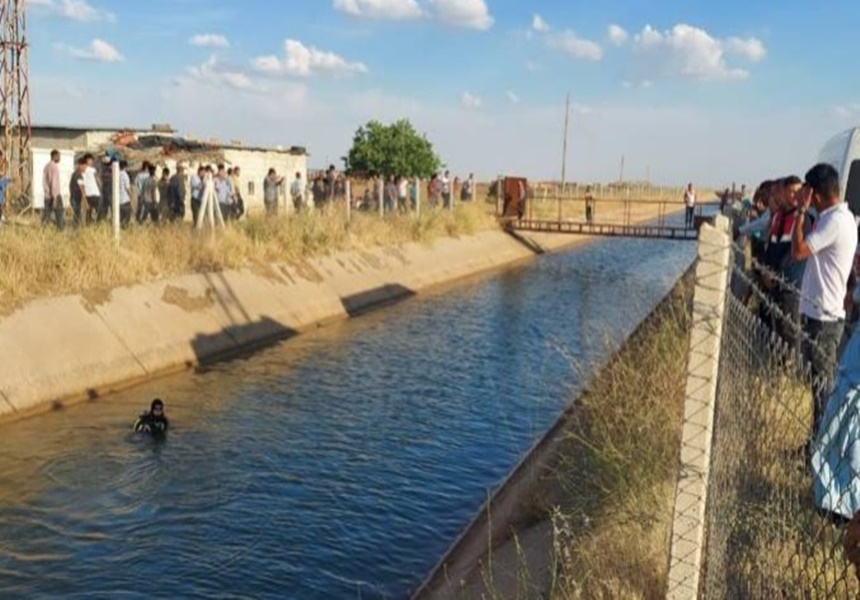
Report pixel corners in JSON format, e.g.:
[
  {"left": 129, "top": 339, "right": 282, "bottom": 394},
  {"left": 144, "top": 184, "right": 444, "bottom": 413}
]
[
  {"left": 666, "top": 215, "right": 731, "bottom": 599},
  {"left": 415, "top": 177, "right": 421, "bottom": 218},
  {"left": 378, "top": 177, "right": 384, "bottom": 218}
]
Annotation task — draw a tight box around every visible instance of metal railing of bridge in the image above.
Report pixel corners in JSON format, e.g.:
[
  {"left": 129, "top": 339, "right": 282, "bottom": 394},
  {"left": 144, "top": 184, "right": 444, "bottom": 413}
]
[{"left": 501, "top": 195, "right": 716, "bottom": 241}]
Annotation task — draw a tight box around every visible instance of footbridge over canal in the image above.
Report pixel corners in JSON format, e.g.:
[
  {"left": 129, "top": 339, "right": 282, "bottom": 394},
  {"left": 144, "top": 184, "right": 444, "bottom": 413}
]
[{"left": 494, "top": 177, "right": 719, "bottom": 242}]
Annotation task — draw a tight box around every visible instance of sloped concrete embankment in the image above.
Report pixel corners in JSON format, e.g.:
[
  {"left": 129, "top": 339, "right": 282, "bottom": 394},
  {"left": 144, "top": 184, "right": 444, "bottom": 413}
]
[
  {"left": 410, "top": 266, "right": 695, "bottom": 600},
  {"left": 0, "top": 230, "right": 581, "bottom": 423}
]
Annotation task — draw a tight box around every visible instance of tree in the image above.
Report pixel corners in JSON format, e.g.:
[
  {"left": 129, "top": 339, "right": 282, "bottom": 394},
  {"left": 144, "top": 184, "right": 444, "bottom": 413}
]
[{"left": 345, "top": 119, "right": 441, "bottom": 178}]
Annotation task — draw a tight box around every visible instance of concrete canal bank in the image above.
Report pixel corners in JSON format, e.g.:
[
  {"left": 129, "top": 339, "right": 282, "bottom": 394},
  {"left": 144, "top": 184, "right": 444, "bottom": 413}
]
[
  {"left": 0, "top": 229, "right": 589, "bottom": 424},
  {"left": 411, "top": 265, "right": 695, "bottom": 600}
]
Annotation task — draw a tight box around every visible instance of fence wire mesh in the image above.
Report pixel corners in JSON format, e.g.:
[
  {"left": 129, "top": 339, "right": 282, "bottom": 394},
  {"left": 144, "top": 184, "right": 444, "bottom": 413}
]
[{"left": 701, "top": 236, "right": 859, "bottom": 598}]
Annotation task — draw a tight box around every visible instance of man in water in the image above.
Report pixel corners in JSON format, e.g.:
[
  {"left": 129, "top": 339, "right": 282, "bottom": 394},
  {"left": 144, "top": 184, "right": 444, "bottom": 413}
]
[{"left": 133, "top": 399, "right": 169, "bottom": 437}]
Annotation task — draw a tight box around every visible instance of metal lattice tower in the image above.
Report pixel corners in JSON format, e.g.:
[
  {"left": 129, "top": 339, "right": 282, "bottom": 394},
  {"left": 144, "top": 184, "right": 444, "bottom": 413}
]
[{"left": 0, "top": 0, "right": 30, "bottom": 208}]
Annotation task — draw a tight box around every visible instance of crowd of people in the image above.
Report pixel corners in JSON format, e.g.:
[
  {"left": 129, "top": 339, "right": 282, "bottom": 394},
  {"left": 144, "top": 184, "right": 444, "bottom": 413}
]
[
  {"left": 731, "top": 163, "right": 858, "bottom": 451},
  {"left": 38, "top": 153, "right": 478, "bottom": 231}
]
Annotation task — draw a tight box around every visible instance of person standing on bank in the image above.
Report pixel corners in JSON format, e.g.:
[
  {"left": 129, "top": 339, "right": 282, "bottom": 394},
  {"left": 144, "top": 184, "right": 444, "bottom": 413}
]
[
  {"left": 684, "top": 182, "right": 696, "bottom": 228},
  {"left": 118, "top": 161, "right": 132, "bottom": 227},
  {"left": 264, "top": 168, "right": 284, "bottom": 217},
  {"left": 791, "top": 163, "right": 858, "bottom": 439},
  {"left": 42, "top": 149, "right": 64, "bottom": 230}
]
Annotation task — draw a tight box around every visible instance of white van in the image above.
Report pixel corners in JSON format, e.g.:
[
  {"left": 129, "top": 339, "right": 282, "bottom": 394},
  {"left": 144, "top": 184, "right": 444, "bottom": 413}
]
[{"left": 818, "top": 127, "right": 860, "bottom": 216}]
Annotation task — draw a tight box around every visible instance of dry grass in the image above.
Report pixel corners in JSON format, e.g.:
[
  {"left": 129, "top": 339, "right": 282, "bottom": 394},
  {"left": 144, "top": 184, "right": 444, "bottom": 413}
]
[
  {"left": 706, "top": 363, "right": 860, "bottom": 599},
  {"left": 542, "top": 276, "right": 693, "bottom": 600},
  {"left": 0, "top": 203, "right": 496, "bottom": 314},
  {"left": 455, "top": 275, "right": 693, "bottom": 600}
]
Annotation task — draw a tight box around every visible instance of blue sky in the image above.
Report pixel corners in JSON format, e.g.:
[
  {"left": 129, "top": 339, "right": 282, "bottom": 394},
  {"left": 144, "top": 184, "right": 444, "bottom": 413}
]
[{"left": 25, "top": 0, "right": 860, "bottom": 186}]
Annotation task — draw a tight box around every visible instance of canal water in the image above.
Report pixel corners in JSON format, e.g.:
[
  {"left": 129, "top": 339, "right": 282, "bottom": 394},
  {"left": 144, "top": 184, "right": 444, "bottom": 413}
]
[{"left": 0, "top": 236, "right": 695, "bottom": 599}]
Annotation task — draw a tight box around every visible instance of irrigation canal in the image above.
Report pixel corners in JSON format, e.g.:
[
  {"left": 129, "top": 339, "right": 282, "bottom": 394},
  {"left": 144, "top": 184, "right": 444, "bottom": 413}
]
[{"left": 0, "top": 234, "right": 696, "bottom": 599}]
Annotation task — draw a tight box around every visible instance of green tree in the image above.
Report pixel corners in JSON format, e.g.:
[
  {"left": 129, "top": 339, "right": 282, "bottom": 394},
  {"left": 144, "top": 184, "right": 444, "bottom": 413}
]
[{"left": 345, "top": 119, "right": 441, "bottom": 178}]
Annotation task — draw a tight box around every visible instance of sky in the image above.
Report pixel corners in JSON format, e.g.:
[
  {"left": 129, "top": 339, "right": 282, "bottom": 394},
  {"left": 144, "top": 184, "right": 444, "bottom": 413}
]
[{"left": 22, "top": 0, "right": 860, "bottom": 186}]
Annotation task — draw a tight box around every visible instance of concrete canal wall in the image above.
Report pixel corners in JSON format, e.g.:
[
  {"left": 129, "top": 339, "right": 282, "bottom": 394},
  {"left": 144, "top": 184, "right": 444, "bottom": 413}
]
[
  {"left": 0, "top": 229, "right": 585, "bottom": 424},
  {"left": 410, "top": 263, "right": 696, "bottom": 600}
]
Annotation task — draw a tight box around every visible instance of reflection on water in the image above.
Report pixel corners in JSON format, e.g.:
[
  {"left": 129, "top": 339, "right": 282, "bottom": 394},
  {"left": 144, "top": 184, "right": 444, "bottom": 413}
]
[{"left": 0, "top": 236, "right": 694, "bottom": 599}]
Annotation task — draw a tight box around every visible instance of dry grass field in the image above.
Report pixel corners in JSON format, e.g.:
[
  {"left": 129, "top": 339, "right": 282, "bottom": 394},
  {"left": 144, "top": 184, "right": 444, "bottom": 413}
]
[{"left": 0, "top": 202, "right": 495, "bottom": 314}]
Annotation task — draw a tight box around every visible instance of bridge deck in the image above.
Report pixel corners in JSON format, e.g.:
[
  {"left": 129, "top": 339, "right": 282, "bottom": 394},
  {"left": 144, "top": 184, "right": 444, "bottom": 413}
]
[{"left": 504, "top": 218, "right": 700, "bottom": 241}]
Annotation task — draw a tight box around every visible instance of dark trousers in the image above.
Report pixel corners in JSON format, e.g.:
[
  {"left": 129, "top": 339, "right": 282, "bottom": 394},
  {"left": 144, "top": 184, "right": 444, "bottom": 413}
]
[
  {"left": 119, "top": 203, "right": 132, "bottom": 228},
  {"left": 170, "top": 202, "right": 185, "bottom": 223},
  {"left": 71, "top": 195, "right": 82, "bottom": 227},
  {"left": 191, "top": 197, "right": 202, "bottom": 224},
  {"left": 137, "top": 201, "right": 159, "bottom": 224},
  {"left": 219, "top": 203, "right": 232, "bottom": 222},
  {"left": 233, "top": 197, "right": 245, "bottom": 219},
  {"left": 42, "top": 197, "right": 65, "bottom": 230},
  {"left": 586, "top": 204, "right": 594, "bottom": 223},
  {"left": 265, "top": 200, "right": 278, "bottom": 217},
  {"left": 97, "top": 195, "right": 109, "bottom": 222},
  {"left": 685, "top": 206, "right": 695, "bottom": 228},
  {"left": 802, "top": 316, "right": 845, "bottom": 438},
  {"left": 84, "top": 195, "right": 101, "bottom": 225}
]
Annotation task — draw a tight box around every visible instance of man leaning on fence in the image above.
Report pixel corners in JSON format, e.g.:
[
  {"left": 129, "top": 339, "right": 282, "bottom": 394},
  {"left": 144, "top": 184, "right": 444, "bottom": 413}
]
[{"left": 791, "top": 163, "right": 858, "bottom": 438}]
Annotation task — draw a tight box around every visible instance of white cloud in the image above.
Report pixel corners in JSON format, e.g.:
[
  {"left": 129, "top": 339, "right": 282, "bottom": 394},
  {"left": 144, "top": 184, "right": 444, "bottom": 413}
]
[
  {"left": 429, "top": 0, "right": 494, "bottom": 30},
  {"left": 725, "top": 36, "right": 767, "bottom": 62},
  {"left": 333, "top": 0, "right": 423, "bottom": 20},
  {"left": 183, "top": 55, "right": 264, "bottom": 93},
  {"left": 548, "top": 30, "right": 603, "bottom": 61},
  {"left": 461, "top": 91, "right": 482, "bottom": 109},
  {"left": 532, "top": 14, "right": 549, "bottom": 33},
  {"left": 607, "top": 24, "right": 628, "bottom": 46},
  {"left": 526, "top": 60, "right": 543, "bottom": 72},
  {"left": 29, "top": 0, "right": 115, "bottom": 22},
  {"left": 506, "top": 91, "right": 520, "bottom": 104},
  {"left": 189, "top": 34, "right": 230, "bottom": 49},
  {"left": 252, "top": 39, "right": 368, "bottom": 77},
  {"left": 68, "top": 39, "right": 123, "bottom": 63},
  {"left": 631, "top": 24, "right": 765, "bottom": 82}
]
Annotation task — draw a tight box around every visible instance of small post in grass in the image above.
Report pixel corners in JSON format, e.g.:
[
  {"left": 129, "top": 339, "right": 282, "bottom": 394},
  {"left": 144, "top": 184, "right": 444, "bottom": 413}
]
[
  {"left": 377, "top": 176, "right": 384, "bottom": 218},
  {"left": 414, "top": 177, "right": 421, "bottom": 218},
  {"left": 111, "top": 160, "right": 120, "bottom": 242},
  {"left": 345, "top": 178, "right": 352, "bottom": 223}
]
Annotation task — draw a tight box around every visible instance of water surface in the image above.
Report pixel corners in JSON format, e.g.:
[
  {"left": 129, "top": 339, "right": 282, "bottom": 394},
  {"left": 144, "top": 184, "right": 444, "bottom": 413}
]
[{"left": 0, "top": 235, "right": 695, "bottom": 599}]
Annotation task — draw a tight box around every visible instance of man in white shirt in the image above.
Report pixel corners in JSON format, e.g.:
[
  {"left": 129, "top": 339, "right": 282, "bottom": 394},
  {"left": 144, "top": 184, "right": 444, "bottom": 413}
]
[
  {"left": 290, "top": 172, "right": 304, "bottom": 213},
  {"left": 684, "top": 182, "right": 696, "bottom": 228},
  {"left": 82, "top": 153, "right": 102, "bottom": 225},
  {"left": 441, "top": 170, "right": 451, "bottom": 209},
  {"left": 792, "top": 162, "right": 859, "bottom": 437},
  {"left": 118, "top": 160, "right": 132, "bottom": 227}
]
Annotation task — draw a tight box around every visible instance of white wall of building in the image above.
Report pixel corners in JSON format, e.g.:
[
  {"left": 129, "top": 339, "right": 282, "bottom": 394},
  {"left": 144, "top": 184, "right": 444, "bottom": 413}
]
[
  {"left": 30, "top": 148, "right": 76, "bottom": 210},
  {"left": 222, "top": 148, "right": 307, "bottom": 214}
]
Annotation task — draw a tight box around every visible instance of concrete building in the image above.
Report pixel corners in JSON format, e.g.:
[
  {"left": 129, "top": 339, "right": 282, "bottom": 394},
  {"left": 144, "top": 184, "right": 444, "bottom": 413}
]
[{"left": 28, "top": 124, "right": 308, "bottom": 214}]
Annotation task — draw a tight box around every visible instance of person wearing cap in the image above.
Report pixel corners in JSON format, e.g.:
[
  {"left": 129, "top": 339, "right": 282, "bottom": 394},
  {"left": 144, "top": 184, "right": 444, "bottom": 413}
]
[{"left": 133, "top": 398, "right": 169, "bottom": 437}]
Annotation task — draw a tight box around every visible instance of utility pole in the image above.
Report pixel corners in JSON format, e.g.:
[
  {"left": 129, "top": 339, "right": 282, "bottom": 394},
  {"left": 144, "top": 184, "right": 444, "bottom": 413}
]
[
  {"left": 0, "top": 0, "right": 31, "bottom": 211},
  {"left": 619, "top": 155, "right": 625, "bottom": 183},
  {"left": 560, "top": 92, "right": 570, "bottom": 195}
]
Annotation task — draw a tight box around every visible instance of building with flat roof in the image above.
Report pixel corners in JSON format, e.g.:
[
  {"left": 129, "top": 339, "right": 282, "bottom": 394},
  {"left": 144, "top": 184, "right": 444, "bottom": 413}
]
[{"left": 28, "top": 124, "right": 308, "bottom": 214}]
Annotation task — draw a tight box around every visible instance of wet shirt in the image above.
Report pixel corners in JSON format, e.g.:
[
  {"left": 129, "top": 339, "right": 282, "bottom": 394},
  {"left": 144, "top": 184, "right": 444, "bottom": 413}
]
[{"left": 133, "top": 411, "right": 169, "bottom": 436}]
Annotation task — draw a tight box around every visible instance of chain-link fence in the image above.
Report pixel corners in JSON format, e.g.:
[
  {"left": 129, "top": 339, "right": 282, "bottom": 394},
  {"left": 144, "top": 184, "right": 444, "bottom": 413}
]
[{"left": 692, "top": 220, "right": 860, "bottom": 597}]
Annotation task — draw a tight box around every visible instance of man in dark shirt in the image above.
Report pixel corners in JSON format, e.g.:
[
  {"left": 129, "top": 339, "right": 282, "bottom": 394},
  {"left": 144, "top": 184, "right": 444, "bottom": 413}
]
[
  {"left": 69, "top": 157, "right": 87, "bottom": 228},
  {"left": 167, "top": 163, "right": 187, "bottom": 222},
  {"left": 133, "top": 398, "right": 169, "bottom": 438}
]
